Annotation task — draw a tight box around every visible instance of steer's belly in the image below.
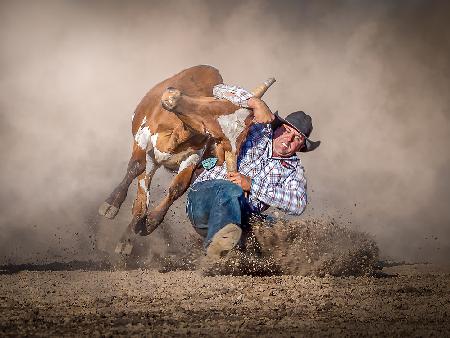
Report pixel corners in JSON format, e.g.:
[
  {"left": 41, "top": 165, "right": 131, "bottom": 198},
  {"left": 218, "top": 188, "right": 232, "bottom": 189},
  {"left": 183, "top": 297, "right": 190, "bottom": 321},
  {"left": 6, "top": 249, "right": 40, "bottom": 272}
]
[{"left": 160, "top": 148, "right": 200, "bottom": 172}]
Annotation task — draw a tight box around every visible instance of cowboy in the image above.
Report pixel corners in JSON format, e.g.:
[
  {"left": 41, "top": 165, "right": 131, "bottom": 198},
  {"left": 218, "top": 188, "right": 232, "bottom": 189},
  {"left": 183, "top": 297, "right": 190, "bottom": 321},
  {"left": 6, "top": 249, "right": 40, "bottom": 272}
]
[{"left": 186, "top": 97, "right": 320, "bottom": 259}]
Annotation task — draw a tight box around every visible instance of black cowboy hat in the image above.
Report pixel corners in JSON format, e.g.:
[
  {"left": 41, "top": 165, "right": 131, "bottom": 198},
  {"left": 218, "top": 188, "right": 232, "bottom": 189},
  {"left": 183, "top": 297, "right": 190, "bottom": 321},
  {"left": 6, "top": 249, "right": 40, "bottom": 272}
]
[{"left": 275, "top": 111, "right": 320, "bottom": 152}]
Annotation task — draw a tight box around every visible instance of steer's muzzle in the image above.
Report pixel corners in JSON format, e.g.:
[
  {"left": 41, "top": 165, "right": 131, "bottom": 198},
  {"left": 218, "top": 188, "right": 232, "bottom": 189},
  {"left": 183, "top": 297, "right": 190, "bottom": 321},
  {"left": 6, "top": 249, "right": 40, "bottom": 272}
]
[{"left": 161, "top": 87, "right": 182, "bottom": 111}]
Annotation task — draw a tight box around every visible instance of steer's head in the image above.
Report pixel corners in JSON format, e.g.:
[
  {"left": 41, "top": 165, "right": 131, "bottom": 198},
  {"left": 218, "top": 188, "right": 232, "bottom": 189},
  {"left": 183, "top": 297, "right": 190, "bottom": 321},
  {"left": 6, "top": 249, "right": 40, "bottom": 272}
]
[
  {"left": 161, "top": 87, "right": 182, "bottom": 111},
  {"left": 161, "top": 78, "right": 275, "bottom": 171}
]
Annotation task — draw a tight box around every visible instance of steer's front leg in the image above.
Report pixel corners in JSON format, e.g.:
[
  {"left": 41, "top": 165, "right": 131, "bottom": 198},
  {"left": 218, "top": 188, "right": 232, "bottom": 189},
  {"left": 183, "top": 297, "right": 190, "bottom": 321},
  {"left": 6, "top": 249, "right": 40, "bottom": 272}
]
[
  {"left": 99, "top": 143, "right": 146, "bottom": 219},
  {"left": 139, "top": 159, "right": 198, "bottom": 236}
]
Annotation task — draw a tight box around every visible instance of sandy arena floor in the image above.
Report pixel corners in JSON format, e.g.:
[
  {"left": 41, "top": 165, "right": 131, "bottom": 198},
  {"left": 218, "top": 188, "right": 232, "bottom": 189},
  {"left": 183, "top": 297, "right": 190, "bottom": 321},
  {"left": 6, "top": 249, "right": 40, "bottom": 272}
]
[{"left": 1, "top": 264, "right": 449, "bottom": 337}]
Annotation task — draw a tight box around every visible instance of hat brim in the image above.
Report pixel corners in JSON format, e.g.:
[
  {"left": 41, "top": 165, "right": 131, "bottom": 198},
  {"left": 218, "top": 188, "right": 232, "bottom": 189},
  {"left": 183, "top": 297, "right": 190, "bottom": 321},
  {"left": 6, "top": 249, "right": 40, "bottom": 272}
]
[
  {"left": 302, "top": 138, "right": 321, "bottom": 152},
  {"left": 274, "top": 112, "right": 320, "bottom": 153}
]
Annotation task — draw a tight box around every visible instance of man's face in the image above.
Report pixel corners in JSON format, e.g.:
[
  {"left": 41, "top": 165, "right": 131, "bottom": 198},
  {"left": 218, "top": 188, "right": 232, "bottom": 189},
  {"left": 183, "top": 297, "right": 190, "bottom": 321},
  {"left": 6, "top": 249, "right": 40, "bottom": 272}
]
[{"left": 272, "top": 124, "right": 305, "bottom": 157}]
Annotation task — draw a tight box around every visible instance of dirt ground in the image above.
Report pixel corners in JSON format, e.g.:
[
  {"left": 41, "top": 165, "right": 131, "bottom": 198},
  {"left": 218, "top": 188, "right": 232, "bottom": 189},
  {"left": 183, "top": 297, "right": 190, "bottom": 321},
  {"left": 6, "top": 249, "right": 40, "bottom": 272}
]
[
  {"left": 0, "top": 263, "right": 448, "bottom": 337},
  {"left": 1, "top": 218, "right": 449, "bottom": 337}
]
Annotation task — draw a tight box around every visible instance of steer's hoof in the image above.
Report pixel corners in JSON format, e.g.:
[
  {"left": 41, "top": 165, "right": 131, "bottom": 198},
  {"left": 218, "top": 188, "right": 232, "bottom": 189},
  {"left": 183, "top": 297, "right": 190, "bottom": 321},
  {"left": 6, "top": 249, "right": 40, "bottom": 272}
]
[
  {"left": 161, "top": 87, "right": 181, "bottom": 111},
  {"left": 131, "top": 216, "right": 147, "bottom": 235},
  {"left": 98, "top": 202, "right": 119, "bottom": 219},
  {"left": 114, "top": 240, "right": 133, "bottom": 256},
  {"left": 144, "top": 214, "right": 164, "bottom": 236}
]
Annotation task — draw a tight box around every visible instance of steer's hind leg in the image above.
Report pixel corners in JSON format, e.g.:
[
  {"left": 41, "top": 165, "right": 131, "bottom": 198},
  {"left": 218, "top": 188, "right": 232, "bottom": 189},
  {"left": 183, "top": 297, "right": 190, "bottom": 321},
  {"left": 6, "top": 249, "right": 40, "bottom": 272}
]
[
  {"left": 141, "top": 154, "right": 200, "bottom": 235},
  {"left": 99, "top": 143, "right": 146, "bottom": 219}
]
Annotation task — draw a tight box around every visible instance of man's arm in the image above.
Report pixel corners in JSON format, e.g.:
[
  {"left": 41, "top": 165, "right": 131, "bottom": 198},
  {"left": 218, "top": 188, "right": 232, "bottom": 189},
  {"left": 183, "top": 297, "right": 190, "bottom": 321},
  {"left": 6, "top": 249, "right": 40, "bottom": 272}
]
[
  {"left": 226, "top": 172, "right": 251, "bottom": 191},
  {"left": 227, "top": 165, "right": 307, "bottom": 215},
  {"left": 248, "top": 97, "right": 275, "bottom": 124},
  {"left": 244, "top": 97, "right": 279, "bottom": 145},
  {"left": 228, "top": 97, "right": 273, "bottom": 192},
  {"left": 250, "top": 166, "right": 307, "bottom": 215}
]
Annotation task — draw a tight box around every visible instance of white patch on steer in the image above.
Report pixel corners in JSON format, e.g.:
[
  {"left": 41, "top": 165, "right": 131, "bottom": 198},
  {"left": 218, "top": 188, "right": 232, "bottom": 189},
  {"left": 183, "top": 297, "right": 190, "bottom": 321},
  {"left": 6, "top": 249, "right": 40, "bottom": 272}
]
[
  {"left": 145, "top": 151, "right": 159, "bottom": 207},
  {"left": 139, "top": 178, "right": 147, "bottom": 192},
  {"left": 178, "top": 153, "right": 200, "bottom": 173},
  {"left": 150, "top": 133, "right": 171, "bottom": 162},
  {"left": 217, "top": 108, "right": 251, "bottom": 152},
  {"left": 135, "top": 117, "right": 151, "bottom": 150},
  {"left": 138, "top": 177, "right": 149, "bottom": 207}
]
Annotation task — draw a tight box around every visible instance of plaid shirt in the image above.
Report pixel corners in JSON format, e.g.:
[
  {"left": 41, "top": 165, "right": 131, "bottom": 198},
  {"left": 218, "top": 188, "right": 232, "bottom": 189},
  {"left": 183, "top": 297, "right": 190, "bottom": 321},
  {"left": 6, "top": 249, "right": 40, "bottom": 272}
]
[{"left": 194, "top": 123, "right": 307, "bottom": 215}]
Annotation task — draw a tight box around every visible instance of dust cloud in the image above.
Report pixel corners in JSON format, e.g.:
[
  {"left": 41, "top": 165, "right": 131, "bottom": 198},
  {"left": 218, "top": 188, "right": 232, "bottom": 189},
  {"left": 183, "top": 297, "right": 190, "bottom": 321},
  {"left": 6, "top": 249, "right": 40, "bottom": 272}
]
[{"left": 0, "top": 0, "right": 449, "bottom": 265}]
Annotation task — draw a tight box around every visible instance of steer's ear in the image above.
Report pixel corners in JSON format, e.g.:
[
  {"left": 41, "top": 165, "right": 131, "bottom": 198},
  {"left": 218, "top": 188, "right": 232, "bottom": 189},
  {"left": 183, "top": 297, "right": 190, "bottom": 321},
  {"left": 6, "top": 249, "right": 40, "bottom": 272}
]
[{"left": 251, "top": 78, "right": 276, "bottom": 98}]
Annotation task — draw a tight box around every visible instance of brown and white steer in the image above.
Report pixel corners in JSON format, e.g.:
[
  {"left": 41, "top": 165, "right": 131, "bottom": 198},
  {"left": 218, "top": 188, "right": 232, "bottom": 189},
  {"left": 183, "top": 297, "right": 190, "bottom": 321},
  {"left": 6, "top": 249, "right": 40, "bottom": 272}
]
[{"left": 98, "top": 65, "right": 274, "bottom": 254}]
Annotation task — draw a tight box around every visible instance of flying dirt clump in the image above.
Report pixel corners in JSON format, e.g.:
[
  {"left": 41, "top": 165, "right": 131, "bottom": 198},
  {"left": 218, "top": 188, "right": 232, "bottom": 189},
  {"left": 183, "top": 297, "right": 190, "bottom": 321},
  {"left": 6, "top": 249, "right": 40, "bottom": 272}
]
[
  {"left": 253, "top": 217, "right": 380, "bottom": 277},
  {"left": 159, "top": 217, "right": 380, "bottom": 277}
]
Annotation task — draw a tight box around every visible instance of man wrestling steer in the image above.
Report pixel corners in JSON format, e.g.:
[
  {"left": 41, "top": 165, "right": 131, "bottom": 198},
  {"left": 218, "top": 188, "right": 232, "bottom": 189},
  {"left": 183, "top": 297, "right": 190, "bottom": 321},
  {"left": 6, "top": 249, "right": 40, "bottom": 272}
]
[{"left": 186, "top": 95, "right": 320, "bottom": 259}]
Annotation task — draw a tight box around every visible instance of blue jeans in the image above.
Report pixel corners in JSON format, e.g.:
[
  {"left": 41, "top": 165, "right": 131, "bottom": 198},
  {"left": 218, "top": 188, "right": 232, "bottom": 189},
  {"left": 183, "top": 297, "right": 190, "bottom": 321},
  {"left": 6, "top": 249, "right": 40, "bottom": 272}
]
[{"left": 186, "top": 179, "right": 250, "bottom": 246}]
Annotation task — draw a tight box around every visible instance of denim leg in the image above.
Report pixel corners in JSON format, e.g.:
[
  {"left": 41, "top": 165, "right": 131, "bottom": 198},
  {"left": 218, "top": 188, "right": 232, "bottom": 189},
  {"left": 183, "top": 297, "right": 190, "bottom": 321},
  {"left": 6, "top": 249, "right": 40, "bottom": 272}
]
[
  {"left": 186, "top": 179, "right": 246, "bottom": 246},
  {"left": 205, "top": 181, "right": 244, "bottom": 244}
]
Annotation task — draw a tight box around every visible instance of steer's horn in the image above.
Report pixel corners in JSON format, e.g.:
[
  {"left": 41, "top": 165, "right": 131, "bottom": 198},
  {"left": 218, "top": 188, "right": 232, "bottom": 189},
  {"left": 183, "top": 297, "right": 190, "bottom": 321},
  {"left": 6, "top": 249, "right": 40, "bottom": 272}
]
[{"left": 252, "top": 78, "right": 276, "bottom": 98}]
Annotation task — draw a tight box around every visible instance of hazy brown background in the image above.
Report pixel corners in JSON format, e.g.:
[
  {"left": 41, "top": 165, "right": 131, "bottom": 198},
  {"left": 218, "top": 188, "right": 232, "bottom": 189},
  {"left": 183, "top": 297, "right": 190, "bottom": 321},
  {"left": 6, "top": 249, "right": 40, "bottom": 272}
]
[{"left": 1, "top": 0, "right": 449, "bottom": 265}]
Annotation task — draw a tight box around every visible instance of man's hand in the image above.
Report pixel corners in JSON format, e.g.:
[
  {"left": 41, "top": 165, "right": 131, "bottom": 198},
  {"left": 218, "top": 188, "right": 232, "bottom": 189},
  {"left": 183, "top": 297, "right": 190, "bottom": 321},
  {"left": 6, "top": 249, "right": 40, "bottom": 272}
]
[
  {"left": 227, "top": 172, "right": 251, "bottom": 192},
  {"left": 248, "top": 97, "right": 275, "bottom": 124}
]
